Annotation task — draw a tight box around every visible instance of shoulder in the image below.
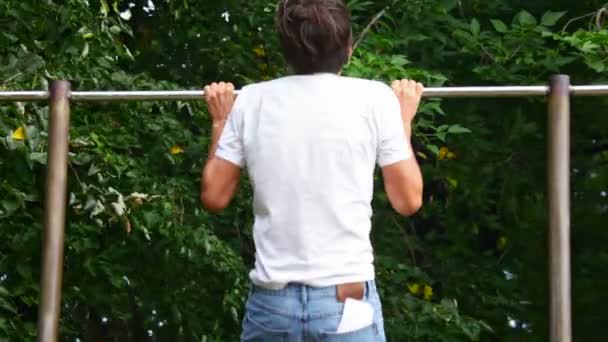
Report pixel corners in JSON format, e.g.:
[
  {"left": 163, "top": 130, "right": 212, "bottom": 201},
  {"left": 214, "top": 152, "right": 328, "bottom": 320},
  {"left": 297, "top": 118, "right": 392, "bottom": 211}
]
[
  {"left": 234, "top": 83, "right": 260, "bottom": 102},
  {"left": 230, "top": 81, "right": 265, "bottom": 112},
  {"left": 237, "top": 77, "right": 288, "bottom": 96},
  {"left": 338, "top": 76, "right": 395, "bottom": 98}
]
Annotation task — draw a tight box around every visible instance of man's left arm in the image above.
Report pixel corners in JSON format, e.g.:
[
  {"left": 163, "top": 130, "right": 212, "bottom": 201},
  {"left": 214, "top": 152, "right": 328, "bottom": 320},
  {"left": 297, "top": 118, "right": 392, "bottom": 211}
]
[{"left": 200, "top": 82, "right": 242, "bottom": 212}]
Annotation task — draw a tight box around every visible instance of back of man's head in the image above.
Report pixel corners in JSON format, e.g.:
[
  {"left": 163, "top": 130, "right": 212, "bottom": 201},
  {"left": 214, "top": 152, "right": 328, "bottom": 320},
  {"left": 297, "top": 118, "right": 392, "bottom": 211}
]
[{"left": 276, "top": 0, "right": 352, "bottom": 75}]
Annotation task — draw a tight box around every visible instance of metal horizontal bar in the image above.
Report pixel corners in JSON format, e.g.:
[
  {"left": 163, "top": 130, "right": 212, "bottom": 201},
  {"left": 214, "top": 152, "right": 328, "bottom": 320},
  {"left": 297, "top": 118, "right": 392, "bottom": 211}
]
[
  {"left": 423, "top": 86, "right": 549, "bottom": 98},
  {"left": 71, "top": 90, "right": 208, "bottom": 101},
  {"left": 71, "top": 86, "right": 550, "bottom": 100},
  {"left": 571, "top": 85, "right": 608, "bottom": 96},
  {"left": 0, "top": 85, "right": 607, "bottom": 102},
  {"left": 0, "top": 91, "right": 48, "bottom": 101}
]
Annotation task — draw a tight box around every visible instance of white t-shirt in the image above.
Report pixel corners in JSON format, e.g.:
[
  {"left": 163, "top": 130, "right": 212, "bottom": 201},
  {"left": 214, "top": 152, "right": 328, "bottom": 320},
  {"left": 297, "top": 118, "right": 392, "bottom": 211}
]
[{"left": 216, "top": 73, "right": 411, "bottom": 289}]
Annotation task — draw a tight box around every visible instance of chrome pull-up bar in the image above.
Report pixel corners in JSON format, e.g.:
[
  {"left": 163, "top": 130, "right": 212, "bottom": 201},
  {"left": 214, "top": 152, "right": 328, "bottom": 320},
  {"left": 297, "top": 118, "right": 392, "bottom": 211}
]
[
  {"left": 1, "top": 76, "right": 606, "bottom": 342},
  {"left": 1, "top": 84, "right": 608, "bottom": 102}
]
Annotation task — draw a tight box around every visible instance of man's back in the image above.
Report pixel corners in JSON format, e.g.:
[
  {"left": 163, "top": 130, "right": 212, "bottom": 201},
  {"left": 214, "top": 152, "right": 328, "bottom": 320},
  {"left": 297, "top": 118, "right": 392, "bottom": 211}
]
[{"left": 216, "top": 73, "right": 411, "bottom": 289}]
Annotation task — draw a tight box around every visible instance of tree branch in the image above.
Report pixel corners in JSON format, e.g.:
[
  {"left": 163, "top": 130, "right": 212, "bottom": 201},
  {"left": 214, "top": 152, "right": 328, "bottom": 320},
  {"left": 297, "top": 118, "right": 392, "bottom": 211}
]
[
  {"left": 352, "top": 8, "right": 388, "bottom": 53},
  {"left": 562, "top": 10, "right": 600, "bottom": 32}
]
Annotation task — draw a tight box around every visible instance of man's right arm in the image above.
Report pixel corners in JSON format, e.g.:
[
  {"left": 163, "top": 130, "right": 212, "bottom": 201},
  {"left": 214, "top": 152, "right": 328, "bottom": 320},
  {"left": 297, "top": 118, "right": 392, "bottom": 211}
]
[{"left": 380, "top": 80, "right": 424, "bottom": 216}]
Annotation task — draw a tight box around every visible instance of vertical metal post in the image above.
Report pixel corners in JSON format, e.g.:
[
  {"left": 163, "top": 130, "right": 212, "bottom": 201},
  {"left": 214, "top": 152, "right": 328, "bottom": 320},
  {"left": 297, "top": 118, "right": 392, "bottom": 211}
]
[
  {"left": 547, "top": 75, "right": 572, "bottom": 342},
  {"left": 37, "top": 80, "right": 71, "bottom": 342}
]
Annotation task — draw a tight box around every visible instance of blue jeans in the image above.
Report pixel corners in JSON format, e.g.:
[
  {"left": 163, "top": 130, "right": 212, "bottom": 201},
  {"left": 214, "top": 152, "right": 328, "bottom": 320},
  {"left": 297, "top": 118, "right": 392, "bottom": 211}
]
[{"left": 241, "top": 281, "right": 386, "bottom": 341}]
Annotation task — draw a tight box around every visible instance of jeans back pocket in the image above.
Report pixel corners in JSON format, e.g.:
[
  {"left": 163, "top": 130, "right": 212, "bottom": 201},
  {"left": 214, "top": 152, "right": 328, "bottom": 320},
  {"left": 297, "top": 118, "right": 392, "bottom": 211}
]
[{"left": 241, "top": 314, "right": 291, "bottom": 342}]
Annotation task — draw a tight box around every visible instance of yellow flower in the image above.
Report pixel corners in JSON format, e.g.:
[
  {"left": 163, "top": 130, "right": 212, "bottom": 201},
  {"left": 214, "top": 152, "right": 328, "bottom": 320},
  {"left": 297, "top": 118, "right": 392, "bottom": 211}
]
[
  {"left": 438, "top": 147, "right": 448, "bottom": 160},
  {"left": 253, "top": 46, "right": 266, "bottom": 57},
  {"left": 12, "top": 126, "right": 26, "bottom": 140},
  {"left": 497, "top": 236, "right": 508, "bottom": 251},
  {"left": 439, "top": 147, "right": 456, "bottom": 160},
  {"left": 408, "top": 283, "right": 420, "bottom": 295},
  {"left": 170, "top": 146, "right": 184, "bottom": 155},
  {"left": 423, "top": 285, "right": 433, "bottom": 301}
]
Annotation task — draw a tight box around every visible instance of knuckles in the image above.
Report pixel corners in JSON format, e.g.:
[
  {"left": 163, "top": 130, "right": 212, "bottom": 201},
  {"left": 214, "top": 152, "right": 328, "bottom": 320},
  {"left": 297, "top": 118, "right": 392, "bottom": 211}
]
[
  {"left": 204, "top": 81, "right": 235, "bottom": 99},
  {"left": 392, "top": 79, "right": 425, "bottom": 97}
]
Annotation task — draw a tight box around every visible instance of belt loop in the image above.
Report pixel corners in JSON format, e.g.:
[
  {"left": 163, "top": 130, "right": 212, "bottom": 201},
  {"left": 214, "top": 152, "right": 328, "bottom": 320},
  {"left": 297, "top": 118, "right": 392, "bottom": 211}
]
[
  {"left": 301, "top": 284, "right": 307, "bottom": 304},
  {"left": 365, "top": 281, "right": 370, "bottom": 299}
]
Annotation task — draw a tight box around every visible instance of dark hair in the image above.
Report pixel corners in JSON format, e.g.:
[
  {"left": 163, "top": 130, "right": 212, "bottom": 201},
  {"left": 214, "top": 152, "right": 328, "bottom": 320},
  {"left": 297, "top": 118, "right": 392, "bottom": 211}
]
[{"left": 276, "top": 0, "right": 352, "bottom": 74}]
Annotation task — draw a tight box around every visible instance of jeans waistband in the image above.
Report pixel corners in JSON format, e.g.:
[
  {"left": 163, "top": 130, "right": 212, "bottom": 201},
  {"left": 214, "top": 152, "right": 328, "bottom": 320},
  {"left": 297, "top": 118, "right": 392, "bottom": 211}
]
[{"left": 251, "top": 280, "right": 376, "bottom": 303}]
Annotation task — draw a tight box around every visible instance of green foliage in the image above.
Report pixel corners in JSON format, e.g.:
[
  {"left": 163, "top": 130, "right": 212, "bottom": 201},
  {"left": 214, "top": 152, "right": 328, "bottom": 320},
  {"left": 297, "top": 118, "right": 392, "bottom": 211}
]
[{"left": 1, "top": 0, "right": 607, "bottom": 341}]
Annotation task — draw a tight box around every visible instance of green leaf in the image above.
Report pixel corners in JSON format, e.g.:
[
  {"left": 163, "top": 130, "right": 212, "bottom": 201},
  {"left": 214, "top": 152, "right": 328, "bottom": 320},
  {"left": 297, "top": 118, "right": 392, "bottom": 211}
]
[
  {"left": 81, "top": 43, "right": 90, "bottom": 59},
  {"left": 470, "top": 19, "right": 480, "bottom": 36},
  {"left": 0, "top": 298, "right": 17, "bottom": 314},
  {"left": 230, "top": 306, "right": 238, "bottom": 323},
  {"left": 515, "top": 11, "right": 537, "bottom": 26},
  {"left": 448, "top": 124, "right": 472, "bottom": 134},
  {"left": 437, "top": 0, "right": 459, "bottom": 11},
  {"left": 478, "top": 320, "right": 495, "bottom": 333},
  {"left": 390, "top": 55, "right": 410, "bottom": 67},
  {"left": 1, "top": 200, "right": 20, "bottom": 216},
  {"left": 100, "top": 0, "right": 109, "bottom": 16},
  {"left": 426, "top": 144, "right": 440, "bottom": 157},
  {"left": 437, "top": 132, "right": 447, "bottom": 142},
  {"left": 143, "top": 211, "right": 161, "bottom": 227},
  {"left": 29, "top": 152, "right": 47, "bottom": 165},
  {"left": 587, "top": 60, "right": 606, "bottom": 72},
  {"left": 490, "top": 19, "right": 508, "bottom": 33},
  {"left": 461, "top": 320, "right": 482, "bottom": 340},
  {"left": 109, "top": 25, "right": 121, "bottom": 35},
  {"left": 2, "top": 32, "right": 19, "bottom": 43},
  {"left": 541, "top": 11, "right": 567, "bottom": 27},
  {"left": 437, "top": 125, "right": 450, "bottom": 132}
]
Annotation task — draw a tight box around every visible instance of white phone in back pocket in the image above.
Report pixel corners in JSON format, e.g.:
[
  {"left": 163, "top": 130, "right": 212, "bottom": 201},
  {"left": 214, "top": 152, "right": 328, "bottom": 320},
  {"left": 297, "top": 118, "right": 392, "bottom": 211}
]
[{"left": 336, "top": 298, "right": 374, "bottom": 333}]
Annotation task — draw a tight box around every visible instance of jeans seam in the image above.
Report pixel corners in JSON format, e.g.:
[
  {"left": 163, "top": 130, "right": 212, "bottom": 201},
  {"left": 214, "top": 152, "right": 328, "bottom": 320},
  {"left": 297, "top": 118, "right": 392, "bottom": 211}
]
[{"left": 308, "top": 311, "right": 343, "bottom": 320}]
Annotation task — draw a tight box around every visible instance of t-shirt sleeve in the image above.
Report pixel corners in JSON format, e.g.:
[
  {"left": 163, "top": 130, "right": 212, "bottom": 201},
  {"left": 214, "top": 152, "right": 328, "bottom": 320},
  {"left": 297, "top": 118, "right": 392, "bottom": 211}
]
[
  {"left": 215, "top": 97, "right": 246, "bottom": 168},
  {"left": 374, "top": 84, "right": 412, "bottom": 167}
]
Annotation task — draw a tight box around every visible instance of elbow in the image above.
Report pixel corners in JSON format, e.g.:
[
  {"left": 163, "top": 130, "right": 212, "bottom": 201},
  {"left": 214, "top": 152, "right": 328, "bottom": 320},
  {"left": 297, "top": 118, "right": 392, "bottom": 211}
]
[
  {"left": 404, "top": 196, "right": 423, "bottom": 216},
  {"left": 200, "top": 192, "right": 230, "bottom": 213},
  {"left": 392, "top": 183, "right": 424, "bottom": 216},
  {"left": 393, "top": 196, "right": 423, "bottom": 216}
]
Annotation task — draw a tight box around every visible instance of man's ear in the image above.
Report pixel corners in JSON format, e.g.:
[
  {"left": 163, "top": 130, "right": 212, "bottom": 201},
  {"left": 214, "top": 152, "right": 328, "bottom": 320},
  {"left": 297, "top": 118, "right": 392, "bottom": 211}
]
[{"left": 339, "top": 46, "right": 354, "bottom": 76}]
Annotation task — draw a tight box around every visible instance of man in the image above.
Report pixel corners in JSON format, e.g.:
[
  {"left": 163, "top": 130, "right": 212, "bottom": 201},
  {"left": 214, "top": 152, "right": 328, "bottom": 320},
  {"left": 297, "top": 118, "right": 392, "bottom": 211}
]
[{"left": 201, "top": 0, "right": 423, "bottom": 340}]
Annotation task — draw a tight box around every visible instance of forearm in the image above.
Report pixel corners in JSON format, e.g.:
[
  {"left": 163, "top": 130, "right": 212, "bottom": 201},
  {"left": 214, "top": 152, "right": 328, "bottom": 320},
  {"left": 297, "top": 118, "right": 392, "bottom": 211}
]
[
  {"left": 201, "top": 120, "right": 226, "bottom": 205},
  {"left": 403, "top": 121, "right": 412, "bottom": 141},
  {"left": 398, "top": 119, "right": 424, "bottom": 214},
  {"left": 403, "top": 120, "right": 423, "bottom": 192},
  {"left": 200, "top": 120, "right": 240, "bottom": 211},
  {"left": 203, "top": 119, "right": 227, "bottom": 192}
]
